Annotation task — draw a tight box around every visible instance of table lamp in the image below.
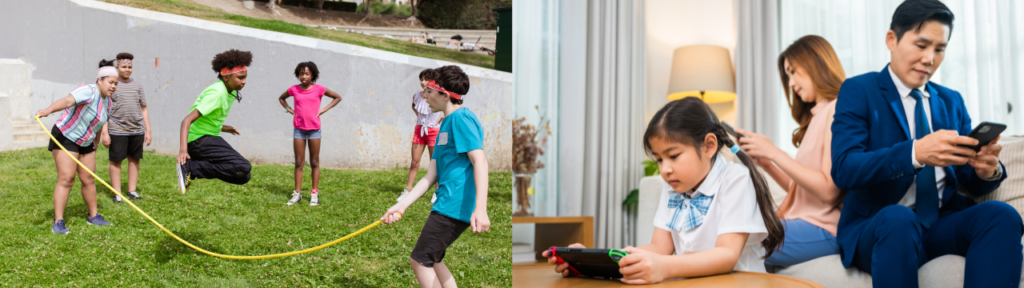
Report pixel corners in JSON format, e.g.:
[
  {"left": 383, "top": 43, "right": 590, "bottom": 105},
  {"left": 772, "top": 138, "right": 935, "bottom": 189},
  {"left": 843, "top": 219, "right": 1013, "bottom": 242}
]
[{"left": 666, "top": 45, "right": 736, "bottom": 104}]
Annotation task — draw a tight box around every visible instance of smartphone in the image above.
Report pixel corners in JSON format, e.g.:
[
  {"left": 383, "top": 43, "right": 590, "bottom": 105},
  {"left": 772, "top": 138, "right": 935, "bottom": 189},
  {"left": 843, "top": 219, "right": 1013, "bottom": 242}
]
[
  {"left": 958, "top": 121, "right": 1007, "bottom": 152},
  {"left": 721, "top": 121, "right": 744, "bottom": 138}
]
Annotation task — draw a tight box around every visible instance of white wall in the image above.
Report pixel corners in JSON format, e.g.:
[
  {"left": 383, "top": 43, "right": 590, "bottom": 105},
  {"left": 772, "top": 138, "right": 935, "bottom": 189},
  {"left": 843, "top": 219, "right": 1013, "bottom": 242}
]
[{"left": 645, "top": 0, "right": 737, "bottom": 124}]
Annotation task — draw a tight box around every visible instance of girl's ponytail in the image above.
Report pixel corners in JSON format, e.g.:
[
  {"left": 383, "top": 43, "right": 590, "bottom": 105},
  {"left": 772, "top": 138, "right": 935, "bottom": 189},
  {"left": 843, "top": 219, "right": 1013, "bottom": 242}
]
[{"left": 713, "top": 125, "right": 785, "bottom": 259}]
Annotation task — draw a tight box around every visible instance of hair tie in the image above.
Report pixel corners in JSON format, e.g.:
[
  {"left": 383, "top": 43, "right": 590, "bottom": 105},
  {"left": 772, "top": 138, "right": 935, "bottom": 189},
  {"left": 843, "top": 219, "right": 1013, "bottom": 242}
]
[
  {"left": 220, "top": 65, "right": 247, "bottom": 76},
  {"left": 730, "top": 145, "right": 741, "bottom": 154}
]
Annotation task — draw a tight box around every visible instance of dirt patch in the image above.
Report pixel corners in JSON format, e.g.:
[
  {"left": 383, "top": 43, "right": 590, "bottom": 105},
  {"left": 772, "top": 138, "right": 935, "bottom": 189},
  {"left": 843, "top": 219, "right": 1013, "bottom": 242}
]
[{"left": 189, "top": 0, "right": 425, "bottom": 28}]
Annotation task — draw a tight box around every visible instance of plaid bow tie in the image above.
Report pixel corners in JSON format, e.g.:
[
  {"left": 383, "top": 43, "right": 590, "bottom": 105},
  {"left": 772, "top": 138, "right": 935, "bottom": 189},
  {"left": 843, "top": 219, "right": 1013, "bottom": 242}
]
[{"left": 666, "top": 192, "right": 714, "bottom": 231}]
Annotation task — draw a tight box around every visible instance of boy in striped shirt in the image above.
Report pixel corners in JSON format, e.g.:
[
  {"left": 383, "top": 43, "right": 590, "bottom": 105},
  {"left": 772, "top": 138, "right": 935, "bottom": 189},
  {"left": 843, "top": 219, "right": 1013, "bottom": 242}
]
[{"left": 101, "top": 52, "right": 151, "bottom": 203}]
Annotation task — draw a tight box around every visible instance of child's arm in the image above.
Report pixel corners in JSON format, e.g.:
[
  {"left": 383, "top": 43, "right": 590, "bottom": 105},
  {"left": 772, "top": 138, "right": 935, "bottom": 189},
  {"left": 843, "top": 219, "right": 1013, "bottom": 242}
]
[
  {"left": 380, "top": 159, "right": 438, "bottom": 224},
  {"left": 177, "top": 109, "right": 202, "bottom": 164},
  {"left": 467, "top": 149, "right": 490, "bottom": 233},
  {"left": 618, "top": 233, "right": 749, "bottom": 284},
  {"left": 635, "top": 228, "right": 676, "bottom": 255},
  {"left": 318, "top": 89, "right": 342, "bottom": 117},
  {"left": 142, "top": 105, "right": 152, "bottom": 146},
  {"left": 278, "top": 91, "right": 294, "bottom": 115},
  {"left": 101, "top": 123, "right": 111, "bottom": 147},
  {"left": 35, "top": 95, "right": 76, "bottom": 118}
]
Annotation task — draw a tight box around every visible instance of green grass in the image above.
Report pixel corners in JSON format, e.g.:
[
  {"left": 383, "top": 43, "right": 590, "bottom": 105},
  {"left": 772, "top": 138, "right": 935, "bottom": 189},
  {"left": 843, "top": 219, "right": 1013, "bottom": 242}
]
[
  {"left": 0, "top": 147, "right": 511, "bottom": 287},
  {"left": 100, "top": 0, "right": 496, "bottom": 70}
]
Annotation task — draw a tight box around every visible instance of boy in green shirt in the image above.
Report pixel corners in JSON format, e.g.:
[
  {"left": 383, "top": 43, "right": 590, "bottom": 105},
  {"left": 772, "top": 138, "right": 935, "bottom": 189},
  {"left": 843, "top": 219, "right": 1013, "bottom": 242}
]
[{"left": 175, "top": 49, "right": 253, "bottom": 194}]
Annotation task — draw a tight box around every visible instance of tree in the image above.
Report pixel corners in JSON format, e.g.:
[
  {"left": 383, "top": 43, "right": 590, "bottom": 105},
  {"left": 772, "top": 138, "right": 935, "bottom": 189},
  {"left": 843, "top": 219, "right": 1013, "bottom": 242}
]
[
  {"left": 411, "top": 0, "right": 418, "bottom": 16},
  {"left": 316, "top": 0, "right": 326, "bottom": 13}
]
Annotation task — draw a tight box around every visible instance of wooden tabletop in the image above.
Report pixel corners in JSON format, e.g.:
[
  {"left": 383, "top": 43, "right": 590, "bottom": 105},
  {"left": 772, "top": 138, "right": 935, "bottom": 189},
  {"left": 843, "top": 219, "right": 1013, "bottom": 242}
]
[{"left": 512, "top": 265, "right": 823, "bottom": 288}]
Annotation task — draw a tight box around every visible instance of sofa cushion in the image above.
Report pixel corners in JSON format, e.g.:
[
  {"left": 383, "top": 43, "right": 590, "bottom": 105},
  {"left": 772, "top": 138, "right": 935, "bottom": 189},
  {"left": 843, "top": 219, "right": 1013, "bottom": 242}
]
[
  {"left": 773, "top": 254, "right": 966, "bottom": 288},
  {"left": 969, "top": 136, "right": 1024, "bottom": 219}
]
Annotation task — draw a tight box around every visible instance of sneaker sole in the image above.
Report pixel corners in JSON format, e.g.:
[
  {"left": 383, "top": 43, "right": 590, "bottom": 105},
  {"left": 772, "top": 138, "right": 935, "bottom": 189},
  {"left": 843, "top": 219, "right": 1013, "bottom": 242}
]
[
  {"left": 176, "top": 163, "right": 186, "bottom": 195},
  {"left": 86, "top": 221, "right": 110, "bottom": 226},
  {"left": 52, "top": 228, "right": 68, "bottom": 234}
]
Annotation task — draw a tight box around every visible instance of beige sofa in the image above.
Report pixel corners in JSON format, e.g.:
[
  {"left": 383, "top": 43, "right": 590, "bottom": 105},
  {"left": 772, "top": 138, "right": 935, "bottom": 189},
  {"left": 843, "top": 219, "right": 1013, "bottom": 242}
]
[{"left": 637, "top": 136, "right": 1024, "bottom": 287}]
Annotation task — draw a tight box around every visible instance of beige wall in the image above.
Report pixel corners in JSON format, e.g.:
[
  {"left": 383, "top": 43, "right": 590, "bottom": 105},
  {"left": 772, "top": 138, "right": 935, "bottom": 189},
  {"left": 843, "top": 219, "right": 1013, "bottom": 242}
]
[{"left": 645, "top": 0, "right": 737, "bottom": 125}]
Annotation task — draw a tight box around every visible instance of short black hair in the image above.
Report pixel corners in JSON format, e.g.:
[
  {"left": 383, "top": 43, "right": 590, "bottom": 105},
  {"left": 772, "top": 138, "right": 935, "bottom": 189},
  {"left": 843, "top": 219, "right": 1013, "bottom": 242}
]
[
  {"left": 98, "top": 59, "right": 115, "bottom": 68},
  {"left": 294, "top": 61, "right": 319, "bottom": 83},
  {"left": 433, "top": 65, "right": 469, "bottom": 105},
  {"left": 418, "top": 68, "right": 435, "bottom": 81},
  {"left": 116, "top": 52, "right": 134, "bottom": 61},
  {"left": 451, "top": 34, "right": 463, "bottom": 41},
  {"left": 211, "top": 49, "right": 253, "bottom": 80},
  {"left": 890, "top": 0, "right": 954, "bottom": 42}
]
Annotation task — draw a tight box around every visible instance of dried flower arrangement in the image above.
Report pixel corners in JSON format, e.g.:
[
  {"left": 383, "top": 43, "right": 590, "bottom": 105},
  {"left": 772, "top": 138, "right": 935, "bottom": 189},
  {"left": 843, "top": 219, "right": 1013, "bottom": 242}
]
[{"left": 513, "top": 106, "right": 550, "bottom": 217}]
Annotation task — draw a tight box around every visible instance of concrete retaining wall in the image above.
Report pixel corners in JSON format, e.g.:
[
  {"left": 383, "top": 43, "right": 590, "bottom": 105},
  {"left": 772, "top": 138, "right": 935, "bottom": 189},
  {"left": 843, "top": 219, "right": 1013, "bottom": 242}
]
[{"left": 0, "top": 0, "right": 512, "bottom": 170}]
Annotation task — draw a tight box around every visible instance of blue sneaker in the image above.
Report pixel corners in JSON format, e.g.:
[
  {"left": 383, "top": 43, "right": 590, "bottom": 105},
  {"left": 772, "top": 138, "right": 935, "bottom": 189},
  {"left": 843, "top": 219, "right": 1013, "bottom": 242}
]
[
  {"left": 52, "top": 220, "right": 69, "bottom": 234},
  {"left": 87, "top": 214, "right": 111, "bottom": 226}
]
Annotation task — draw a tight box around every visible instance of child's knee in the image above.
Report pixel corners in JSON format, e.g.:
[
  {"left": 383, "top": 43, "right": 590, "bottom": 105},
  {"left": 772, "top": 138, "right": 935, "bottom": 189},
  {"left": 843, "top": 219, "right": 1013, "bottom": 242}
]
[
  {"left": 294, "top": 161, "right": 304, "bottom": 169},
  {"left": 57, "top": 176, "right": 76, "bottom": 188},
  {"left": 309, "top": 159, "right": 319, "bottom": 169},
  {"left": 78, "top": 175, "right": 95, "bottom": 185},
  {"left": 410, "top": 158, "right": 421, "bottom": 168}
]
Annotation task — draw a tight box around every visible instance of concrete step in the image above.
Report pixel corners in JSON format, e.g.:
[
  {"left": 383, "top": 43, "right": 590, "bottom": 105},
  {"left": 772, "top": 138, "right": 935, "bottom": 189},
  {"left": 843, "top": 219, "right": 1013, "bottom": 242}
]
[
  {"left": 12, "top": 122, "right": 43, "bottom": 133},
  {"left": 10, "top": 139, "right": 49, "bottom": 150},
  {"left": 13, "top": 131, "right": 49, "bottom": 142}
]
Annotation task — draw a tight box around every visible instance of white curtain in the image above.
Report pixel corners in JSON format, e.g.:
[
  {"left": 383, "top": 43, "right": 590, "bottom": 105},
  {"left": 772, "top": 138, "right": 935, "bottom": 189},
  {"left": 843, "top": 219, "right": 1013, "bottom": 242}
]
[
  {"left": 778, "top": 0, "right": 1024, "bottom": 153},
  {"left": 736, "top": 0, "right": 781, "bottom": 149},
  {"left": 578, "top": 0, "right": 647, "bottom": 249},
  {"left": 512, "top": 0, "right": 559, "bottom": 218}
]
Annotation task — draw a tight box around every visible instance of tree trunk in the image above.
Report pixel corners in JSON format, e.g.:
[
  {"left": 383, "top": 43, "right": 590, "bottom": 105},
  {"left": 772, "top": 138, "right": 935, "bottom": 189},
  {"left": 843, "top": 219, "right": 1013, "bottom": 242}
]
[
  {"left": 411, "top": 0, "right": 417, "bottom": 16},
  {"left": 316, "top": 0, "right": 325, "bottom": 13}
]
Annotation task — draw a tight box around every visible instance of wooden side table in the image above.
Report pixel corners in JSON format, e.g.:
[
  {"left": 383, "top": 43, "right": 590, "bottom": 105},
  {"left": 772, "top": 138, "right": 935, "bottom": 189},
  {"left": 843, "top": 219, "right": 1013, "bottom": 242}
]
[
  {"left": 512, "top": 265, "right": 824, "bottom": 288},
  {"left": 512, "top": 216, "right": 594, "bottom": 263}
]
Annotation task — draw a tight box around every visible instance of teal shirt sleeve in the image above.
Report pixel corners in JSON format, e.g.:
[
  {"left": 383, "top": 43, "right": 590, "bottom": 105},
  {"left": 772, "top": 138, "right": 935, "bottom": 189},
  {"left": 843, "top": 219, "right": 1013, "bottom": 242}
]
[
  {"left": 70, "top": 85, "right": 95, "bottom": 105},
  {"left": 451, "top": 114, "right": 484, "bottom": 154}
]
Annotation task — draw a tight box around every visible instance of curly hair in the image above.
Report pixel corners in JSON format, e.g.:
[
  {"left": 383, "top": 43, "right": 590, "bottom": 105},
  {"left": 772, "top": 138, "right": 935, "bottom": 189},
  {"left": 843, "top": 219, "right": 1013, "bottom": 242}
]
[
  {"left": 116, "top": 52, "right": 134, "bottom": 61},
  {"left": 98, "top": 59, "right": 115, "bottom": 68},
  {"left": 433, "top": 65, "right": 469, "bottom": 104},
  {"left": 293, "top": 61, "right": 319, "bottom": 83},
  {"left": 211, "top": 49, "right": 253, "bottom": 79}
]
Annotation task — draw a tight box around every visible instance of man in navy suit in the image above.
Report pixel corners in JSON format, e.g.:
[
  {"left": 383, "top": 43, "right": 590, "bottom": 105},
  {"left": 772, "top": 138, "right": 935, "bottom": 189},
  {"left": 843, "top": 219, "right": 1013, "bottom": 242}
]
[{"left": 830, "top": 1, "right": 1020, "bottom": 287}]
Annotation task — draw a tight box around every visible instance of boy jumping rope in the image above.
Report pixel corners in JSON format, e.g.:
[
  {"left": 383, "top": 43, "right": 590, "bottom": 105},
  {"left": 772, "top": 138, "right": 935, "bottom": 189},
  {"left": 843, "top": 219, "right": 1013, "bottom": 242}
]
[
  {"left": 175, "top": 49, "right": 253, "bottom": 194},
  {"left": 101, "top": 52, "right": 151, "bottom": 203},
  {"left": 380, "top": 65, "right": 490, "bottom": 288}
]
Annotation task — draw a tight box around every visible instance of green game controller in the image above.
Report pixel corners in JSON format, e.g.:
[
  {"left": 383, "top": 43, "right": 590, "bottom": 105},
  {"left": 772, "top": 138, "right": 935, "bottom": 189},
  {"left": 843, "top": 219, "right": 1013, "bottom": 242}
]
[{"left": 608, "top": 249, "right": 629, "bottom": 262}]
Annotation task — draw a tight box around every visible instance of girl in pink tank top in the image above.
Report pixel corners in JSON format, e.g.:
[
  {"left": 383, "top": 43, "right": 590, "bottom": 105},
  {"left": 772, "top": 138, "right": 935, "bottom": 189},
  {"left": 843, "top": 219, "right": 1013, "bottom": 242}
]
[{"left": 277, "top": 61, "right": 342, "bottom": 206}]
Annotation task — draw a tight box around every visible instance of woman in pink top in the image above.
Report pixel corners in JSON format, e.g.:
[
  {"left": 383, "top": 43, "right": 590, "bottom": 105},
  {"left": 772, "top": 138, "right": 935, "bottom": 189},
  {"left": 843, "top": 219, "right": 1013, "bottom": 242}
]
[
  {"left": 278, "top": 61, "right": 342, "bottom": 206},
  {"left": 734, "top": 35, "right": 847, "bottom": 266}
]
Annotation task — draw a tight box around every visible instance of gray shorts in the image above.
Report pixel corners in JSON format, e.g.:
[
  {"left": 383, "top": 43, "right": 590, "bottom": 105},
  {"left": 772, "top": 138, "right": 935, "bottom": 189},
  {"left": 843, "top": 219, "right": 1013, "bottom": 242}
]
[{"left": 293, "top": 128, "right": 322, "bottom": 140}]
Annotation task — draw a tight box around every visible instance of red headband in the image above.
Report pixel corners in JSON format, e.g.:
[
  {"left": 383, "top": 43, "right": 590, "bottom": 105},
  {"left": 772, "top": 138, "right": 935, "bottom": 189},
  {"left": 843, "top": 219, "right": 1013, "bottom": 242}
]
[
  {"left": 426, "top": 79, "right": 462, "bottom": 100},
  {"left": 220, "top": 65, "right": 247, "bottom": 76}
]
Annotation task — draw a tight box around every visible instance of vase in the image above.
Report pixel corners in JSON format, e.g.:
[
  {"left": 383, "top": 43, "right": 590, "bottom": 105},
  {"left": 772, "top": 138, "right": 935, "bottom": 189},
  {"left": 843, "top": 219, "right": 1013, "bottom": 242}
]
[{"left": 513, "top": 173, "right": 534, "bottom": 217}]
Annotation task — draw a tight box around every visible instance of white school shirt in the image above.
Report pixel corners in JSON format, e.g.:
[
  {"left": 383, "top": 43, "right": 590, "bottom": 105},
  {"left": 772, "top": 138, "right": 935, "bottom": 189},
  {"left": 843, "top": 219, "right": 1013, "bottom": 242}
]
[
  {"left": 653, "top": 154, "right": 769, "bottom": 273},
  {"left": 888, "top": 67, "right": 947, "bottom": 209}
]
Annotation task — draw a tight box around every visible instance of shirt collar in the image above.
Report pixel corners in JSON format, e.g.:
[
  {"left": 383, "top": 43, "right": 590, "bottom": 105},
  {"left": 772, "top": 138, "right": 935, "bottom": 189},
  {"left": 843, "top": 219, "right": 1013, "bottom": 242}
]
[
  {"left": 887, "top": 64, "right": 929, "bottom": 99},
  {"left": 663, "top": 154, "right": 728, "bottom": 197}
]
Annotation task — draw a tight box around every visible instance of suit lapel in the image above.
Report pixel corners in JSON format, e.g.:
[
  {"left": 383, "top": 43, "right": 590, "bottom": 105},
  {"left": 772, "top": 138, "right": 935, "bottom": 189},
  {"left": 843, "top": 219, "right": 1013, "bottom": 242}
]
[{"left": 878, "top": 65, "right": 911, "bottom": 140}]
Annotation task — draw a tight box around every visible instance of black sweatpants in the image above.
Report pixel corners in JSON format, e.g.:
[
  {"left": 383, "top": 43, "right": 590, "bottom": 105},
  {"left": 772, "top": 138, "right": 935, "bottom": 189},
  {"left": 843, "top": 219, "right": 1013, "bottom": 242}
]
[{"left": 184, "top": 135, "right": 251, "bottom": 185}]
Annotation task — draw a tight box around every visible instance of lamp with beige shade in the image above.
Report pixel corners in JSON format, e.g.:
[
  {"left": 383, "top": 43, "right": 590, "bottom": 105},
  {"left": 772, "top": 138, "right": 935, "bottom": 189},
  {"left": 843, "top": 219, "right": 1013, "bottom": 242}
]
[{"left": 667, "top": 45, "right": 736, "bottom": 104}]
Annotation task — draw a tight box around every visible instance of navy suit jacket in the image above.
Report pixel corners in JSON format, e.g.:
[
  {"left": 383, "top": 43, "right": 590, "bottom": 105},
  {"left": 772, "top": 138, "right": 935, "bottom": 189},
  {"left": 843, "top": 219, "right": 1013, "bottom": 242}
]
[{"left": 830, "top": 65, "right": 1007, "bottom": 268}]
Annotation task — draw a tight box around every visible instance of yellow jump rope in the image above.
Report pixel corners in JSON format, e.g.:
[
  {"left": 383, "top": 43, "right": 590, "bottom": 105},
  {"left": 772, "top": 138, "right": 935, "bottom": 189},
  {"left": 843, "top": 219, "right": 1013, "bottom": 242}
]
[{"left": 36, "top": 116, "right": 396, "bottom": 260}]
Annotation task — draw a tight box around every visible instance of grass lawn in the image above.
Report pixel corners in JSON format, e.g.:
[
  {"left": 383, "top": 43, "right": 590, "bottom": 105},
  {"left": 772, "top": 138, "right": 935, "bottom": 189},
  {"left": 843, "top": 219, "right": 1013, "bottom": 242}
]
[
  {"left": 0, "top": 146, "right": 511, "bottom": 287},
  {"left": 99, "top": 0, "right": 497, "bottom": 70}
]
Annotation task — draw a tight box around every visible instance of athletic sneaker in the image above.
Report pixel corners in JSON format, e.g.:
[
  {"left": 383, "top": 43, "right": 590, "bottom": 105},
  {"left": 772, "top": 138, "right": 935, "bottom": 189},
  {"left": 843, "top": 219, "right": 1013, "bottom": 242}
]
[
  {"left": 126, "top": 191, "right": 142, "bottom": 200},
  {"left": 431, "top": 192, "right": 437, "bottom": 204},
  {"left": 287, "top": 191, "right": 302, "bottom": 205},
  {"left": 113, "top": 194, "right": 123, "bottom": 203},
  {"left": 310, "top": 190, "right": 319, "bottom": 206},
  {"left": 87, "top": 214, "right": 111, "bottom": 226},
  {"left": 52, "top": 220, "right": 69, "bottom": 234},
  {"left": 175, "top": 162, "right": 191, "bottom": 195},
  {"left": 396, "top": 189, "right": 411, "bottom": 202}
]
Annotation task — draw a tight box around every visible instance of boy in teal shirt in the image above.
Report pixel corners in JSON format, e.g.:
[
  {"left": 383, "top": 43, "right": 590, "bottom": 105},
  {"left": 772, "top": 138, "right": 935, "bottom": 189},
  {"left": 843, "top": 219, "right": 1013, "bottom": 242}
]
[
  {"left": 381, "top": 65, "right": 491, "bottom": 287},
  {"left": 175, "top": 49, "right": 253, "bottom": 194}
]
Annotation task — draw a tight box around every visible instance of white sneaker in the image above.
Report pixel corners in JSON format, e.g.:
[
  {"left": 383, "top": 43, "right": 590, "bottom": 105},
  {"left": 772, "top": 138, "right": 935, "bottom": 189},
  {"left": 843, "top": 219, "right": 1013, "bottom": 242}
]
[
  {"left": 431, "top": 192, "right": 437, "bottom": 204},
  {"left": 287, "top": 191, "right": 302, "bottom": 205},
  {"left": 310, "top": 190, "right": 319, "bottom": 206},
  {"left": 397, "top": 189, "right": 411, "bottom": 202}
]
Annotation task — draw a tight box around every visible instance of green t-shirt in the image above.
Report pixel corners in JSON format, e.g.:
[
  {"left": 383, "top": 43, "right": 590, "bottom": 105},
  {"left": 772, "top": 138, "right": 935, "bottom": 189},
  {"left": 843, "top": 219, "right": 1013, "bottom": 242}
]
[{"left": 187, "top": 80, "right": 238, "bottom": 143}]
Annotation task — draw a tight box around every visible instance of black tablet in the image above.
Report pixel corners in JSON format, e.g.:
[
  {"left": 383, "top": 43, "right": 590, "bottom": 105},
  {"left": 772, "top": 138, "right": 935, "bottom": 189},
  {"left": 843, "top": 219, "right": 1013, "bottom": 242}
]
[{"left": 547, "top": 247, "right": 628, "bottom": 279}]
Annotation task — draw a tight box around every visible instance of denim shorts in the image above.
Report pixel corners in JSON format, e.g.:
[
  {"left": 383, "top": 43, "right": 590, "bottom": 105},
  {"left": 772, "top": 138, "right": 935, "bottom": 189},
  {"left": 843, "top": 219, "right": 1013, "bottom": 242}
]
[{"left": 293, "top": 128, "right": 322, "bottom": 139}]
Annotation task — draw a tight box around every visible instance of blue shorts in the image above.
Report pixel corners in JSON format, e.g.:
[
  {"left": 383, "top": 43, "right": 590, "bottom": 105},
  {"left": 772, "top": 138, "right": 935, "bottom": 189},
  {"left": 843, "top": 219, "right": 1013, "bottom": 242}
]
[{"left": 293, "top": 128, "right": 322, "bottom": 140}]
